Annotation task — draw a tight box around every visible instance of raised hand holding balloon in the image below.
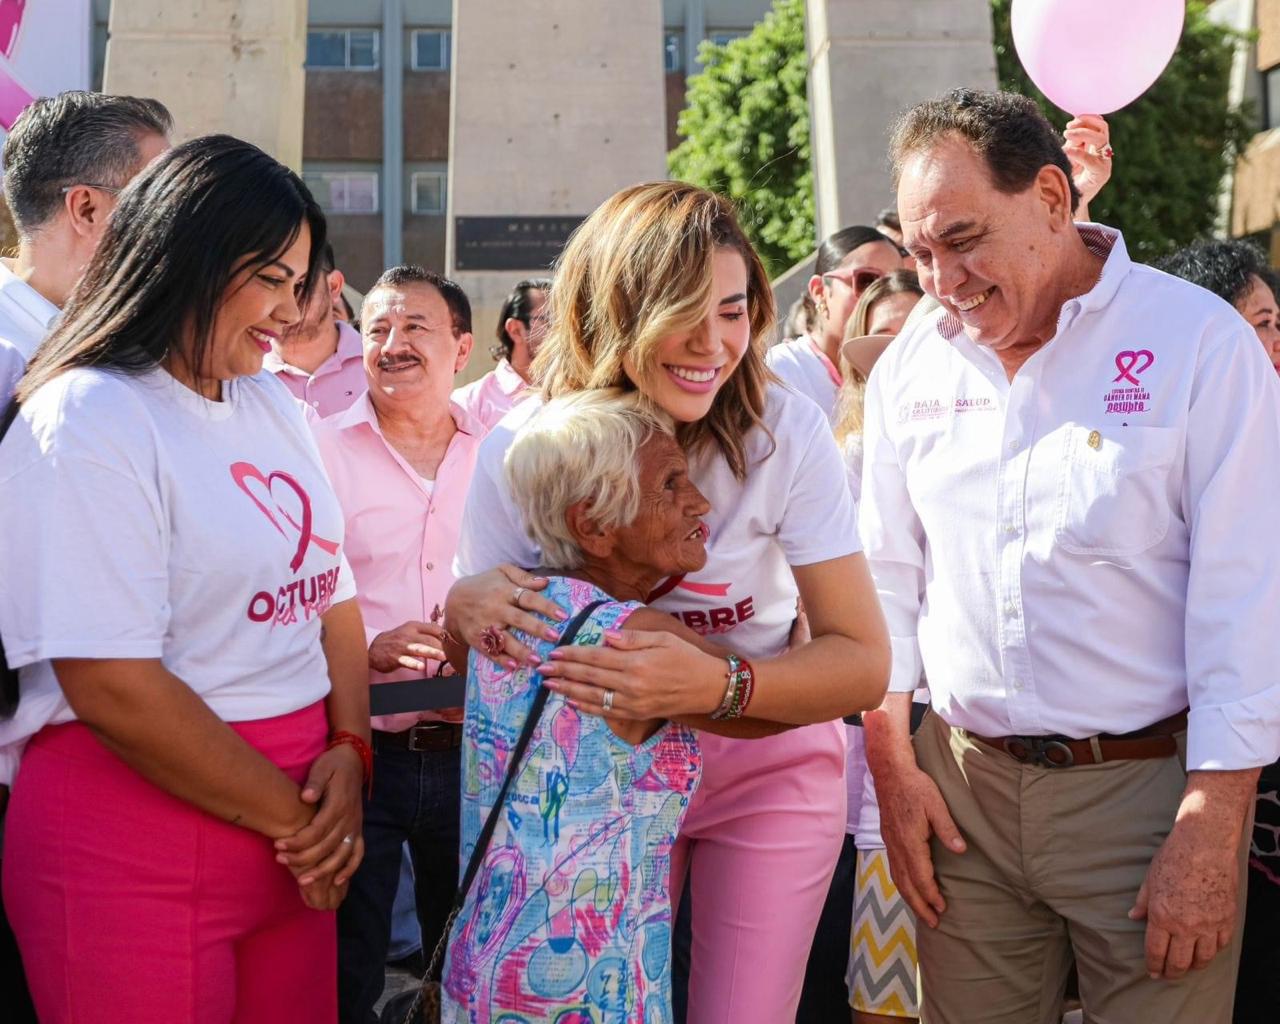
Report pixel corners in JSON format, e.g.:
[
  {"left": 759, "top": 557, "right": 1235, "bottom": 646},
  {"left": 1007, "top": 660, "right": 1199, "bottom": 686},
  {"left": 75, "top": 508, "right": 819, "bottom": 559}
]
[{"left": 1011, "top": 0, "right": 1184, "bottom": 115}]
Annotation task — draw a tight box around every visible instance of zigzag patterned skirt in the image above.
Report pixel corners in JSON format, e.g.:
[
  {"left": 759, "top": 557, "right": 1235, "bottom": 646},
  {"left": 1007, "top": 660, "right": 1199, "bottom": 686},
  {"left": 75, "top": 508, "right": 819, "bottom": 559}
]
[{"left": 846, "top": 848, "right": 920, "bottom": 1017}]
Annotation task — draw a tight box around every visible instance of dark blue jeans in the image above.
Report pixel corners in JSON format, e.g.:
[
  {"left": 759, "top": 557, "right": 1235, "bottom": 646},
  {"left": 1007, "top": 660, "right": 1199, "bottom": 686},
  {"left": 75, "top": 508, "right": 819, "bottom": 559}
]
[{"left": 337, "top": 735, "right": 460, "bottom": 1024}]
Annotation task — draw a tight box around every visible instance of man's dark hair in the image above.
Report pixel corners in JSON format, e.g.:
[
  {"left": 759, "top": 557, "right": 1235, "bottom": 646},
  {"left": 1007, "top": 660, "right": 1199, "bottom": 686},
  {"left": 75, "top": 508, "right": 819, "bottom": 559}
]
[
  {"left": 2, "top": 90, "right": 173, "bottom": 233},
  {"left": 1153, "top": 239, "right": 1271, "bottom": 309},
  {"left": 875, "top": 207, "right": 901, "bottom": 233},
  {"left": 367, "top": 264, "right": 472, "bottom": 336},
  {"left": 890, "top": 88, "right": 1081, "bottom": 213},
  {"left": 494, "top": 277, "right": 551, "bottom": 359}
]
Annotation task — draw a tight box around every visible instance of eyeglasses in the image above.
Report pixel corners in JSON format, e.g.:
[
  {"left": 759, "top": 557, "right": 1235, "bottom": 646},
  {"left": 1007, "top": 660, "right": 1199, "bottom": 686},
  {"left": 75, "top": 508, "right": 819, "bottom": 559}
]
[
  {"left": 60, "top": 183, "right": 122, "bottom": 196},
  {"left": 823, "top": 268, "right": 883, "bottom": 292}
]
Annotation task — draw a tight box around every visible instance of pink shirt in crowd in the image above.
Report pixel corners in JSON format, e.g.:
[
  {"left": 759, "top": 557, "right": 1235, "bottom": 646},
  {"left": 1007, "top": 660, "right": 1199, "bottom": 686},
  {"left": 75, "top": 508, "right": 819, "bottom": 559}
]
[
  {"left": 265, "top": 320, "right": 367, "bottom": 417},
  {"left": 310, "top": 394, "right": 484, "bottom": 732},
  {"left": 450, "top": 358, "right": 530, "bottom": 433}
]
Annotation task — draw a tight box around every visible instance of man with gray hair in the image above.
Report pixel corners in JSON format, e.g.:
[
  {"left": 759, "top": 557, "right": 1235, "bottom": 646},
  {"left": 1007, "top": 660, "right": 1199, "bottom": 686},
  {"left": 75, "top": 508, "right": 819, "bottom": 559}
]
[
  {"left": 0, "top": 90, "right": 172, "bottom": 398},
  {"left": 860, "top": 88, "right": 1280, "bottom": 1022}
]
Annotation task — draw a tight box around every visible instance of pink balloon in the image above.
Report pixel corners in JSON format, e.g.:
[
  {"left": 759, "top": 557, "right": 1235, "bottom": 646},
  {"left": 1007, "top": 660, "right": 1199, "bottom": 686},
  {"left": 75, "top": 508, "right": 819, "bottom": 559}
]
[{"left": 1011, "top": 0, "right": 1184, "bottom": 115}]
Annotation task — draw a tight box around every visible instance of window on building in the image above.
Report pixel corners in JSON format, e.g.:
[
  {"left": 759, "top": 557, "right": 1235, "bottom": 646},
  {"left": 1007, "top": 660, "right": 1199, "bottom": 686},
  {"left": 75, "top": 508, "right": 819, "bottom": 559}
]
[
  {"left": 303, "top": 169, "right": 380, "bottom": 215},
  {"left": 664, "top": 32, "right": 683, "bottom": 73},
  {"left": 306, "top": 29, "right": 380, "bottom": 70},
  {"left": 707, "top": 30, "right": 748, "bottom": 47},
  {"left": 1266, "top": 66, "right": 1280, "bottom": 131},
  {"left": 412, "top": 30, "right": 451, "bottom": 71},
  {"left": 410, "top": 171, "right": 447, "bottom": 215}
]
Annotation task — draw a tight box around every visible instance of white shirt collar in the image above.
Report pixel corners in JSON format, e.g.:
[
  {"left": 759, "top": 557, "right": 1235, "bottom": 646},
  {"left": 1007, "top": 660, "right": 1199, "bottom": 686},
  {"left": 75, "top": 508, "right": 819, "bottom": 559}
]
[{"left": 0, "top": 259, "right": 61, "bottom": 359}]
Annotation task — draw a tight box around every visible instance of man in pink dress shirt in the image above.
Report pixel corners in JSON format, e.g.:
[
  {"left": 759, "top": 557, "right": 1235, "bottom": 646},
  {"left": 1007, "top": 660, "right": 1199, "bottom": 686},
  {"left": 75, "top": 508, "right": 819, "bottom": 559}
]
[
  {"left": 265, "top": 243, "right": 367, "bottom": 417},
  {"left": 451, "top": 276, "right": 550, "bottom": 431},
  {"left": 310, "top": 265, "right": 483, "bottom": 1022}
]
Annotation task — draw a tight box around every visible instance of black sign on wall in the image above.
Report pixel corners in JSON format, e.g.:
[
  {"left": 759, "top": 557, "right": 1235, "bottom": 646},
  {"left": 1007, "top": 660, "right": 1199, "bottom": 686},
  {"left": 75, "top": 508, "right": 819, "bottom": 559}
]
[{"left": 454, "top": 216, "right": 585, "bottom": 272}]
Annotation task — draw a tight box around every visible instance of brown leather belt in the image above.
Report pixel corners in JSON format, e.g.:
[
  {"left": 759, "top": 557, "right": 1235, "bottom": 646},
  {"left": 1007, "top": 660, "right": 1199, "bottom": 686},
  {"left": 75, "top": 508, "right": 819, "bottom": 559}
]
[
  {"left": 372, "top": 722, "right": 463, "bottom": 753},
  {"left": 968, "top": 710, "right": 1187, "bottom": 768}
]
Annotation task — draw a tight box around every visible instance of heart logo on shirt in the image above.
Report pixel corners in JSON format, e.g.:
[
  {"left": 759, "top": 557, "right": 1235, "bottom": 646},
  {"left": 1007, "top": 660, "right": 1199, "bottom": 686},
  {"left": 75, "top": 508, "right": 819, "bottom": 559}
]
[
  {"left": 1112, "top": 350, "right": 1154, "bottom": 385},
  {"left": 230, "top": 462, "right": 339, "bottom": 572}
]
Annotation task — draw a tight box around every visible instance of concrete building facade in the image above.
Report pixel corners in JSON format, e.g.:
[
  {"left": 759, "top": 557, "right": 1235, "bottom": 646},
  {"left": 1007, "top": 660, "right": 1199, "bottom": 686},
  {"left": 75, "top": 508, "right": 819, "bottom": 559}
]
[
  {"left": 88, "top": 0, "right": 774, "bottom": 291},
  {"left": 1223, "top": 0, "right": 1280, "bottom": 260}
]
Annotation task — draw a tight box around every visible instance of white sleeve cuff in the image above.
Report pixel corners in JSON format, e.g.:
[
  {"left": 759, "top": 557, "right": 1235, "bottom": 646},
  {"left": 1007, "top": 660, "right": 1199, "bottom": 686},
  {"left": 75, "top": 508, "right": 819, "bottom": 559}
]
[
  {"left": 887, "top": 636, "right": 921, "bottom": 693},
  {"left": 1186, "top": 691, "right": 1280, "bottom": 771}
]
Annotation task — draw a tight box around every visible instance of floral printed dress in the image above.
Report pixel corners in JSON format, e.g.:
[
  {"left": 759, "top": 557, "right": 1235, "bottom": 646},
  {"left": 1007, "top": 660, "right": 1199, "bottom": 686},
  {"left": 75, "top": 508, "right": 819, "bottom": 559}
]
[{"left": 442, "top": 576, "right": 701, "bottom": 1024}]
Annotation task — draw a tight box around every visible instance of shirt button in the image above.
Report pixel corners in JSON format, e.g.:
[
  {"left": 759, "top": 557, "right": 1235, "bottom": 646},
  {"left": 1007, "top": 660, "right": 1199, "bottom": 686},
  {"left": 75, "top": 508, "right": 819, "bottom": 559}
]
[
  {"left": 1008, "top": 439, "right": 1020, "bottom": 452},
  {"left": 1005, "top": 523, "right": 1018, "bottom": 535},
  {"left": 424, "top": 561, "right": 434, "bottom": 571},
  {"left": 311, "top": 400, "right": 319, "bottom": 408},
  {"left": 1004, "top": 602, "right": 1018, "bottom": 617}
]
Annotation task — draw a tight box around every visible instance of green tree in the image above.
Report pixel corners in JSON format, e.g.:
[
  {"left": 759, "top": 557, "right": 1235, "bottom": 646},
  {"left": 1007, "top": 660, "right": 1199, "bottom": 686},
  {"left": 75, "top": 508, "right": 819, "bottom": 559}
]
[
  {"left": 669, "top": 0, "right": 813, "bottom": 276},
  {"left": 672, "top": 0, "right": 1250, "bottom": 274},
  {"left": 992, "top": 0, "right": 1252, "bottom": 261}
]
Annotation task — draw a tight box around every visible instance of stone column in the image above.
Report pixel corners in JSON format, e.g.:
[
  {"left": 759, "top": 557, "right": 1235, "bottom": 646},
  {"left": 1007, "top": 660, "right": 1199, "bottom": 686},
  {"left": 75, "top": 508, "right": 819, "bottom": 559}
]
[
  {"left": 102, "top": 0, "right": 308, "bottom": 169},
  {"left": 805, "top": 0, "right": 997, "bottom": 239},
  {"left": 445, "top": 0, "right": 667, "bottom": 384}
]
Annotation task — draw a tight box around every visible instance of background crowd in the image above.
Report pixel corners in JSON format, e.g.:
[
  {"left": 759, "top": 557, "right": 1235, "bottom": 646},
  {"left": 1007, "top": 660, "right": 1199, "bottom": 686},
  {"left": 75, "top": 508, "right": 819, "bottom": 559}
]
[{"left": 0, "top": 83, "right": 1277, "bottom": 1024}]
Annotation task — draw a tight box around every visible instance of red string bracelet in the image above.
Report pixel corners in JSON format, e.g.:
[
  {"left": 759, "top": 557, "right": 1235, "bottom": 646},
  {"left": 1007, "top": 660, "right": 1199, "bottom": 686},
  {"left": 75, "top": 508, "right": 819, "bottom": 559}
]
[{"left": 327, "top": 730, "right": 373, "bottom": 796}]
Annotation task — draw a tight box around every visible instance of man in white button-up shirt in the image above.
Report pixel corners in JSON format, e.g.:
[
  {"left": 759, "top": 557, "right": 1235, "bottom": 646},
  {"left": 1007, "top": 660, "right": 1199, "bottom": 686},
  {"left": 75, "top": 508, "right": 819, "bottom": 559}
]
[
  {"left": 0, "top": 91, "right": 171, "bottom": 400},
  {"left": 860, "top": 89, "right": 1280, "bottom": 1024}
]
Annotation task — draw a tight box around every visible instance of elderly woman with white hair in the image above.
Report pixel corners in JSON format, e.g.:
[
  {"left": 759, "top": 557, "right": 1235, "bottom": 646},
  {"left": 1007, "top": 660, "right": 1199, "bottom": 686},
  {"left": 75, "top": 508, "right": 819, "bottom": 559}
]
[{"left": 438, "top": 389, "right": 789, "bottom": 1024}]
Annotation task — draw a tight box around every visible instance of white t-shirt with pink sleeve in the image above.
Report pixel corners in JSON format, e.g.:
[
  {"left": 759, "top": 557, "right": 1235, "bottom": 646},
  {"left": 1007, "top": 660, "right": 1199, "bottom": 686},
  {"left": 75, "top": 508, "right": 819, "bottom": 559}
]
[
  {"left": 456, "top": 383, "right": 860, "bottom": 662},
  {"left": 0, "top": 367, "right": 356, "bottom": 784}
]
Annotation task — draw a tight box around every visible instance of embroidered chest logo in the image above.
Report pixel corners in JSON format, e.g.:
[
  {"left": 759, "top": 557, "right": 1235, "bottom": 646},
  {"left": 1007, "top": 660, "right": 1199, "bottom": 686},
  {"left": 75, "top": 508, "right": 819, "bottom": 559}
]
[
  {"left": 230, "top": 462, "right": 343, "bottom": 626},
  {"left": 1103, "top": 349, "right": 1154, "bottom": 415},
  {"left": 897, "top": 399, "right": 947, "bottom": 424},
  {"left": 954, "top": 396, "right": 995, "bottom": 414}
]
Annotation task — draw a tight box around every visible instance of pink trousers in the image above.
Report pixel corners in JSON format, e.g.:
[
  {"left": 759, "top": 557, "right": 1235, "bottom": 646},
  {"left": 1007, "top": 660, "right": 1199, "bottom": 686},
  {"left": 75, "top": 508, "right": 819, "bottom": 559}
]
[
  {"left": 674, "top": 720, "right": 847, "bottom": 1023},
  {"left": 3, "top": 700, "right": 336, "bottom": 1024}
]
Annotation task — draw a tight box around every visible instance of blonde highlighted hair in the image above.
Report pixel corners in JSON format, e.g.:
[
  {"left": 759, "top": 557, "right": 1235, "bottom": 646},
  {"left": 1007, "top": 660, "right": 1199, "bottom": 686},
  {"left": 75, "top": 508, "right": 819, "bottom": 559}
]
[
  {"left": 504, "top": 389, "right": 675, "bottom": 571},
  {"left": 832, "top": 270, "right": 923, "bottom": 447},
  {"left": 532, "top": 181, "right": 775, "bottom": 479}
]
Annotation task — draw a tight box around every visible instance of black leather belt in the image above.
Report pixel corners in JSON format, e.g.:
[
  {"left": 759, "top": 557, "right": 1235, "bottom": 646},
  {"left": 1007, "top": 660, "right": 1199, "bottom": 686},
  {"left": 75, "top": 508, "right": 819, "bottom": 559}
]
[{"left": 373, "top": 722, "right": 463, "bottom": 753}]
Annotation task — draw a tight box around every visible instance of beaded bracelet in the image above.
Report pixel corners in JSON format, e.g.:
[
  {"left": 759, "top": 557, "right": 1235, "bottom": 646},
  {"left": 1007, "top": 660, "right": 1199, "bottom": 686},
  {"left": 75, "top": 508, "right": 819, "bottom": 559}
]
[
  {"left": 327, "top": 730, "right": 373, "bottom": 795},
  {"left": 710, "top": 654, "right": 756, "bottom": 721}
]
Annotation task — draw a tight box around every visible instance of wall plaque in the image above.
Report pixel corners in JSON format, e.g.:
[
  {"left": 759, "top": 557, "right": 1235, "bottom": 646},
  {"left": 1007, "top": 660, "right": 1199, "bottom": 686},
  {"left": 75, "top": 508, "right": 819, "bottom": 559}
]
[{"left": 454, "top": 215, "right": 585, "bottom": 272}]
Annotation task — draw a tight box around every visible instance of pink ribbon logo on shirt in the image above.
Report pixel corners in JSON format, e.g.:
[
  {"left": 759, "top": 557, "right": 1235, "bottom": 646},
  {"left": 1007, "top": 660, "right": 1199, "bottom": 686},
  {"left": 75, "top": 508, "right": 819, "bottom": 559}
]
[
  {"left": 1113, "top": 350, "right": 1155, "bottom": 385},
  {"left": 230, "top": 462, "right": 339, "bottom": 573}
]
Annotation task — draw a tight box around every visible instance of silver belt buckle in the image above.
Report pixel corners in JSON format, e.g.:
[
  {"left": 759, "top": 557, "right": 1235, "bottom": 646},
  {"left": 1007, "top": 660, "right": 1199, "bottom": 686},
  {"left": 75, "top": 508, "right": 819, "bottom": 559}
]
[
  {"left": 1003, "top": 735, "right": 1075, "bottom": 768},
  {"left": 407, "top": 723, "right": 438, "bottom": 752}
]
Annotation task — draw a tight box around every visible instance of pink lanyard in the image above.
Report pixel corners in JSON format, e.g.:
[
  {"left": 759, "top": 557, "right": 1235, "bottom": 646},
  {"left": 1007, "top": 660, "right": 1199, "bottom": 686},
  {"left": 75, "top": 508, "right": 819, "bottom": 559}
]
[{"left": 806, "top": 336, "right": 844, "bottom": 388}]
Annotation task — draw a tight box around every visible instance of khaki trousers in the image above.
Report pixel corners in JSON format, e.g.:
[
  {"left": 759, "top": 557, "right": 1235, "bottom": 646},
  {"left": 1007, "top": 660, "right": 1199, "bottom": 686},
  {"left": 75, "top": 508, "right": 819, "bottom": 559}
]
[{"left": 912, "top": 711, "right": 1246, "bottom": 1024}]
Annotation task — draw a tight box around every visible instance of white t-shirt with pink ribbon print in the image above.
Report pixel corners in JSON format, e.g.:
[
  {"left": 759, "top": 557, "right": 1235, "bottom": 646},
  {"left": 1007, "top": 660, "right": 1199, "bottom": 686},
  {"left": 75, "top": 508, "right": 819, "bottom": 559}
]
[{"left": 0, "top": 367, "right": 356, "bottom": 784}]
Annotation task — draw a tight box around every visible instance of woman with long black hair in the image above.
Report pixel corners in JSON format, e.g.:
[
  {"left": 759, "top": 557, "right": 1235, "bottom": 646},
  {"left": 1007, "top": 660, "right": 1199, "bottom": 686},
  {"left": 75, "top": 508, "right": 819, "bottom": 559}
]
[{"left": 0, "top": 135, "right": 370, "bottom": 1023}]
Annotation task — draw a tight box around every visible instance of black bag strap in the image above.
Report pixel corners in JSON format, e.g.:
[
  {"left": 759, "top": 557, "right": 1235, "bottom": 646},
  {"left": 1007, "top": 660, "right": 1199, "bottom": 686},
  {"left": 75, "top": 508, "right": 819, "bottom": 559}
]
[
  {"left": 0, "top": 398, "right": 21, "bottom": 719},
  {"left": 415, "top": 598, "right": 609, "bottom": 1005},
  {"left": 456, "top": 597, "right": 606, "bottom": 899}
]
